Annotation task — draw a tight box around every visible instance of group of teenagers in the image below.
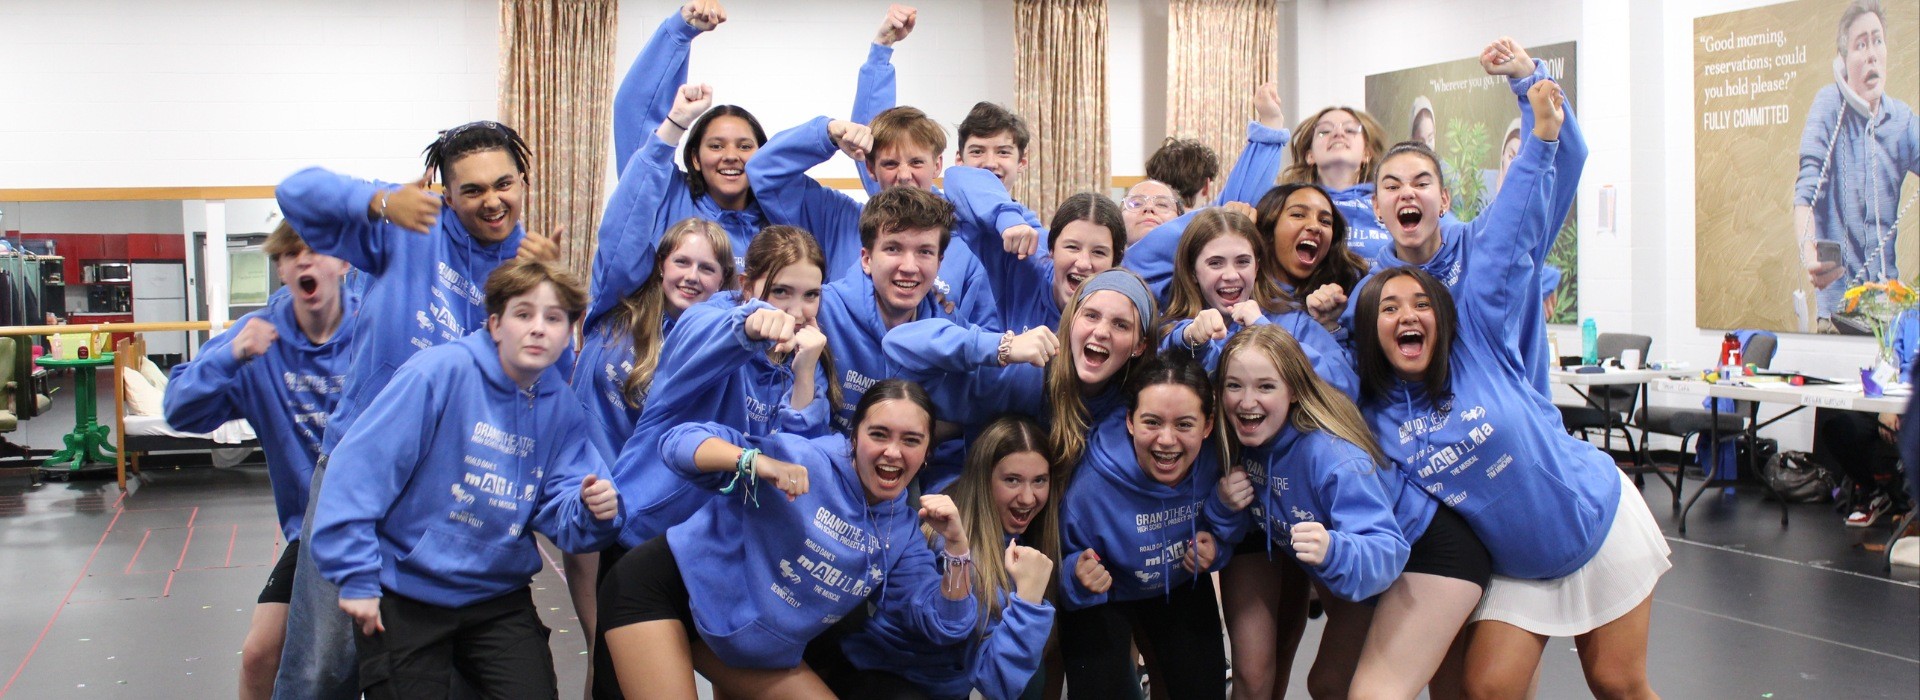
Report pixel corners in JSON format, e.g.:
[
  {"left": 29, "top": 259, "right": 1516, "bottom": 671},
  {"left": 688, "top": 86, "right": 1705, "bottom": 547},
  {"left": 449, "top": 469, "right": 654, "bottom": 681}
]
[{"left": 162, "top": 3, "right": 1675, "bottom": 699}]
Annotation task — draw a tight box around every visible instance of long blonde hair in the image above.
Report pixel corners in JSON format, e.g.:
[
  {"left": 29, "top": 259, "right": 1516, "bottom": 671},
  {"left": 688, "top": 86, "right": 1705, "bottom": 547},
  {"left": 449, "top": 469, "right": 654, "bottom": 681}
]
[
  {"left": 1163, "top": 208, "right": 1293, "bottom": 327},
  {"left": 1047, "top": 270, "right": 1159, "bottom": 476},
  {"left": 613, "top": 218, "right": 737, "bottom": 407},
  {"left": 1217, "top": 325, "right": 1388, "bottom": 468},
  {"left": 929, "top": 415, "right": 1058, "bottom": 630}
]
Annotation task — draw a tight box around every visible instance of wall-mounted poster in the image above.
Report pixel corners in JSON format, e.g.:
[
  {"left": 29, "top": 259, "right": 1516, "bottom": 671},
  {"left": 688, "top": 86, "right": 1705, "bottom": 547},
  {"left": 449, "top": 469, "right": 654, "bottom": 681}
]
[
  {"left": 1366, "top": 42, "right": 1580, "bottom": 324},
  {"left": 1695, "top": 0, "right": 1918, "bottom": 334}
]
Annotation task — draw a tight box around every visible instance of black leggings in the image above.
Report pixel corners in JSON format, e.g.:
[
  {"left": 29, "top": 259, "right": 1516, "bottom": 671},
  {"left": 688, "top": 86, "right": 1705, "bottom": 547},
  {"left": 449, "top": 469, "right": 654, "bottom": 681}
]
[
  {"left": 1059, "top": 580, "right": 1224, "bottom": 699},
  {"left": 1815, "top": 409, "right": 1903, "bottom": 501}
]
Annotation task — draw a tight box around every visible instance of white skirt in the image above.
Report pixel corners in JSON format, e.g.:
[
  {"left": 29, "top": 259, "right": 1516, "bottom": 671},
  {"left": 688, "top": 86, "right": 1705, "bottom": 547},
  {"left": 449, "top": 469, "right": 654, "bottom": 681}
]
[{"left": 1469, "top": 470, "right": 1673, "bottom": 636}]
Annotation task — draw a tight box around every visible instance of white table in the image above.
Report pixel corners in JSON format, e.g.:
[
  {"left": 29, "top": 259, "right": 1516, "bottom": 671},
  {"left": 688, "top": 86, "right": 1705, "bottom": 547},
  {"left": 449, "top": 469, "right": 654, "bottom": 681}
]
[
  {"left": 1649, "top": 378, "right": 1907, "bottom": 534},
  {"left": 1552, "top": 369, "right": 1689, "bottom": 505}
]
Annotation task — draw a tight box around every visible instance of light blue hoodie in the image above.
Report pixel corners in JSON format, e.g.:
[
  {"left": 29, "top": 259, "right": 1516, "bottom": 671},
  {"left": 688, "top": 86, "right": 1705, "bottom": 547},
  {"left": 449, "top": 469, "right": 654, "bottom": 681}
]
[
  {"left": 939, "top": 165, "right": 1066, "bottom": 333},
  {"left": 310, "top": 331, "right": 622, "bottom": 607},
  {"left": 611, "top": 291, "right": 831, "bottom": 548},
  {"left": 661, "top": 423, "right": 977, "bottom": 669},
  {"left": 1161, "top": 309, "right": 1359, "bottom": 398},
  {"left": 164, "top": 287, "right": 356, "bottom": 543},
  {"left": 1360, "top": 135, "right": 1621, "bottom": 580},
  {"left": 1057, "top": 413, "right": 1244, "bottom": 609},
  {"left": 276, "top": 167, "right": 524, "bottom": 452},
  {"left": 839, "top": 535, "right": 1054, "bottom": 700},
  {"left": 1234, "top": 426, "right": 1423, "bottom": 602}
]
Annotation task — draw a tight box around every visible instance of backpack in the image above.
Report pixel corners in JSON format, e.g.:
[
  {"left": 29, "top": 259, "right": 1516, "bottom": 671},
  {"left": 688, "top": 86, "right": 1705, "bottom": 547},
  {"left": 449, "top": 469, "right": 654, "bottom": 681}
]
[{"left": 1760, "top": 451, "right": 1836, "bottom": 503}]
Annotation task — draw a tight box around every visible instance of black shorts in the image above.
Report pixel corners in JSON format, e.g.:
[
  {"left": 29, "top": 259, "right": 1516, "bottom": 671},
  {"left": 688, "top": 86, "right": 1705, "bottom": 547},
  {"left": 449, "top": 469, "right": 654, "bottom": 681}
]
[
  {"left": 593, "top": 536, "right": 696, "bottom": 700},
  {"left": 257, "top": 539, "right": 301, "bottom": 605},
  {"left": 1403, "top": 506, "right": 1493, "bottom": 588}
]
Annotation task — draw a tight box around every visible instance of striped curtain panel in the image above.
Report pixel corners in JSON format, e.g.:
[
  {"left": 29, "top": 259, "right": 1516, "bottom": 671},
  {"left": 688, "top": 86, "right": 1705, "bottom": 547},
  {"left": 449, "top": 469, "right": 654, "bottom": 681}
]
[
  {"left": 498, "top": 0, "right": 617, "bottom": 280},
  {"left": 1166, "top": 0, "right": 1278, "bottom": 185},
  {"left": 1014, "top": 0, "right": 1110, "bottom": 221}
]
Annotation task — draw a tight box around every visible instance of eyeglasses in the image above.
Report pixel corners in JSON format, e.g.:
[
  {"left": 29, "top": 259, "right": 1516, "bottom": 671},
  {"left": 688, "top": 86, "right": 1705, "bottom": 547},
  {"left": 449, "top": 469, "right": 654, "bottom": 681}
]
[
  {"left": 1122, "top": 195, "right": 1179, "bottom": 211},
  {"left": 1313, "top": 124, "right": 1365, "bottom": 140}
]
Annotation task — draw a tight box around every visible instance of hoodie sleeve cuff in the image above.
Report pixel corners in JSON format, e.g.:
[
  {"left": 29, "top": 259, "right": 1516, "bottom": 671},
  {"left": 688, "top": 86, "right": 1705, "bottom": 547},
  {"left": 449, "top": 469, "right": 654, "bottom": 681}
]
[
  {"left": 966, "top": 327, "right": 1002, "bottom": 367},
  {"left": 338, "top": 575, "right": 383, "bottom": 602},
  {"left": 1509, "top": 58, "right": 1548, "bottom": 96},
  {"left": 201, "top": 340, "right": 250, "bottom": 377},
  {"left": 866, "top": 42, "right": 894, "bottom": 64},
  {"left": 1247, "top": 121, "right": 1290, "bottom": 145}
]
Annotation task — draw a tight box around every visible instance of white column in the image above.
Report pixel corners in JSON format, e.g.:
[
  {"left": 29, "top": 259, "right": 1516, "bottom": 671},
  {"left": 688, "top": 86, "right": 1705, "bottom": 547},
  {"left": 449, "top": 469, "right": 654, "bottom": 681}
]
[{"left": 203, "top": 200, "right": 230, "bottom": 339}]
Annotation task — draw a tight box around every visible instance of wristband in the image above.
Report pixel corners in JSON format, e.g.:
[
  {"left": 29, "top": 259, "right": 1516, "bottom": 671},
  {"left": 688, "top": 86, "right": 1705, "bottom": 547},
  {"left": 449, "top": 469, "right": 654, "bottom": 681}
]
[
  {"left": 379, "top": 192, "right": 391, "bottom": 224},
  {"left": 939, "top": 549, "right": 973, "bottom": 594},
  {"left": 996, "top": 331, "right": 1015, "bottom": 366},
  {"left": 667, "top": 114, "right": 690, "bottom": 131},
  {"left": 719, "top": 447, "right": 761, "bottom": 506}
]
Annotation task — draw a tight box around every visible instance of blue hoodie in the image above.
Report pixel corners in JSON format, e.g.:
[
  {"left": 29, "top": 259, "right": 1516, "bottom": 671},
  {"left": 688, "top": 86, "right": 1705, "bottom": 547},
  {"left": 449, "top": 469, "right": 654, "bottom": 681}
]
[
  {"left": 611, "top": 292, "right": 832, "bottom": 548},
  {"left": 164, "top": 288, "right": 356, "bottom": 543},
  {"left": 661, "top": 423, "right": 977, "bottom": 669},
  {"left": 1057, "top": 413, "right": 1244, "bottom": 609},
  {"left": 1330, "top": 182, "right": 1392, "bottom": 261},
  {"left": 936, "top": 165, "right": 1064, "bottom": 333},
  {"left": 571, "top": 312, "right": 679, "bottom": 453},
  {"left": 840, "top": 535, "right": 1054, "bottom": 700},
  {"left": 310, "top": 331, "right": 622, "bottom": 608},
  {"left": 1122, "top": 122, "right": 1291, "bottom": 301},
  {"left": 745, "top": 116, "right": 1001, "bottom": 328},
  {"left": 1161, "top": 309, "right": 1359, "bottom": 398},
  {"left": 1356, "top": 60, "right": 1588, "bottom": 399},
  {"left": 1360, "top": 135, "right": 1622, "bottom": 581},
  {"left": 880, "top": 317, "right": 1125, "bottom": 431},
  {"left": 1234, "top": 426, "right": 1422, "bottom": 602},
  {"left": 277, "top": 167, "right": 524, "bottom": 453}
]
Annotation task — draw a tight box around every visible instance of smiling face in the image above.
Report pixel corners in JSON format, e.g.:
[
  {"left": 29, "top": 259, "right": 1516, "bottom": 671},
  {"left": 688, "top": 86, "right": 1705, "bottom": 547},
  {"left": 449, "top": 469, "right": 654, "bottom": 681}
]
[
  {"left": 747, "top": 263, "right": 824, "bottom": 328},
  {"left": 1374, "top": 275, "right": 1437, "bottom": 381},
  {"left": 1121, "top": 181, "right": 1180, "bottom": 244},
  {"left": 1270, "top": 188, "right": 1336, "bottom": 286},
  {"left": 1068, "top": 290, "right": 1146, "bottom": 389},
  {"left": 861, "top": 227, "right": 944, "bottom": 328},
  {"left": 660, "top": 236, "right": 726, "bottom": 315},
  {"left": 274, "top": 247, "right": 350, "bottom": 319},
  {"left": 1843, "top": 11, "right": 1888, "bottom": 106},
  {"left": 854, "top": 398, "right": 932, "bottom": 503},
  {"left": 1222, "top": 351, "right": 1292, "bottom": 448},
  {"left": 1127, "top": 383, "right": 1212, "bottom": 486},
  {"left": 488, "top": 282, "right": 573, "bottom": 387},
  {"left": 1374, "top": 151, "right": 1451, "bottom": 262},
  {"left": 991, "top": 450, "right": 1051, "bottom": 535},
  {"left": 960, "top": 131, "right": 1028, "bottom": 186},
  {"left": 869, "top": 143, "right": 942, "bottom": 191},
  {"left": 693, "top": 115, "right": 757, "bottom": 209},
  {"left": 445, "top": 149, "right": 524, "bottom": 244},
  {"left": 1308, "top": 109, "right": 1368, "bottom": 174},
  {"left": 1194, "top": 234, "right": 1258, "bottom": 313},
  {"left": 1050, "top": 220, "right": 1117, "bottom": 311}
]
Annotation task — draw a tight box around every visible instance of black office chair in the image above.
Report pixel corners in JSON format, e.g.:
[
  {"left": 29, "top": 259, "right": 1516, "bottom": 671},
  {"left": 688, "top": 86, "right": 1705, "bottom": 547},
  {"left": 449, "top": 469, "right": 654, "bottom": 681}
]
[
  {"left": 1635, "top": 334, "right": 1779, "bottom": 528},
  {"left": 1559, "top": 334, "right": 1670, "bottom": 502}
]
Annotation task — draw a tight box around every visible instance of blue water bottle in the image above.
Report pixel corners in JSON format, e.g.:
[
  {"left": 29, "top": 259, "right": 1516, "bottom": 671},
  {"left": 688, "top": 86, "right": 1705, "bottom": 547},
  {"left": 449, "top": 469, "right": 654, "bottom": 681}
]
[{"left": 1581, "top": 318, "right": 1598, "bottom": 365}]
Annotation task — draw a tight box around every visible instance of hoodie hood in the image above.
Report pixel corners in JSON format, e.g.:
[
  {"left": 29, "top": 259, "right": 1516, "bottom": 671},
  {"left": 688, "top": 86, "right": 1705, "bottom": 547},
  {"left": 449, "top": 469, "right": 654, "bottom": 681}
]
[{"left": 453, "top": 329, "right": 565, "bottom": 401}]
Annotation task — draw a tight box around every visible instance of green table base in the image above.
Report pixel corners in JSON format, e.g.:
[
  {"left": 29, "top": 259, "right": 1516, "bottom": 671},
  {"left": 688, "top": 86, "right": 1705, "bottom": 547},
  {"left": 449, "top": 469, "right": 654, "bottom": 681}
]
[{"left": 36, "top": 353, "right": 117, "bottom": 471}]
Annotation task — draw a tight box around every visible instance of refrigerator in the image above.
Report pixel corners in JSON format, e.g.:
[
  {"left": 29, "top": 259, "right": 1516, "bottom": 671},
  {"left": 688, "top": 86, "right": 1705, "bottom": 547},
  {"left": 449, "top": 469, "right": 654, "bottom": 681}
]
[{"left": 132, "top": 262, "right": 188, "bottom": 358}]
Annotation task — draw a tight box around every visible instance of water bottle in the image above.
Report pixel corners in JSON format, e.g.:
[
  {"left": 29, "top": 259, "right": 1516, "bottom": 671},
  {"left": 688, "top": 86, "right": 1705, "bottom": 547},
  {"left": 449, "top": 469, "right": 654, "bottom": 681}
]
[{"left": 1580, "top": 318, "right": 1598, "bottom": 365}]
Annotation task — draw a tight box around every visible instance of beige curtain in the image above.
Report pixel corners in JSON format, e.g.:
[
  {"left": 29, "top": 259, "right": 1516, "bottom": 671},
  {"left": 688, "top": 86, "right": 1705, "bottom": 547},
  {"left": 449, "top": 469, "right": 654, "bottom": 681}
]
[
  {"left": 499, "top": 0, "right": 617, "bottom": 279},
  {"left": 1166, "top": 0, "right": 1277, "bottom": 183},
  {"left": 1014, "top": 0, "right": 1109, "bottom": 221}
]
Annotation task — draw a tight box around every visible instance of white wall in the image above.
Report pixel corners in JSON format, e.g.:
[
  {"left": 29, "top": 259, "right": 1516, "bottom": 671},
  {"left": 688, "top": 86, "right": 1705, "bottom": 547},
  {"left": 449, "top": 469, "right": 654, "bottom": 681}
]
[
  {"left": 0, "top": 0, "right": 500, "bottom": 188},
  {"left": 1290, "top": 0, "right": 1895, "bottom": 452}
]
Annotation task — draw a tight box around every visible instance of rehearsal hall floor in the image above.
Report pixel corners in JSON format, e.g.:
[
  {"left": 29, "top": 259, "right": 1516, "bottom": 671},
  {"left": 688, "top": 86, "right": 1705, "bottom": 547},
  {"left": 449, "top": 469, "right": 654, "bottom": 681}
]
[{"left": 0, "top": 464, "right": 1913, "bottom": 698}]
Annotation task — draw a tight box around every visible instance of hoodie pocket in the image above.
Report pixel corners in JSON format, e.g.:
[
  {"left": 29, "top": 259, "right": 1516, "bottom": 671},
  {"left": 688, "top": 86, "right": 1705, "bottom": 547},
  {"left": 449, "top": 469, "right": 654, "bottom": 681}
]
[
  {"left": 1463, "top": 460, "right": 1603, "bottom": 579},
  {"left": 398, "top": 528, "right": 530, "bottom": 595},
  {"left": 696, "top": 615, "right": 806, "bottom": 669}
]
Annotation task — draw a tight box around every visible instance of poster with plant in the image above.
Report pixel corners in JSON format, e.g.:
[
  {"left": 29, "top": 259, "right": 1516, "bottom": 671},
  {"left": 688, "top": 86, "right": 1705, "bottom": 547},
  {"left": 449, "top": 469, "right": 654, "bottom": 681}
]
[{"left": 1365, "top": 42, "right": 1580, "bottom": 324}]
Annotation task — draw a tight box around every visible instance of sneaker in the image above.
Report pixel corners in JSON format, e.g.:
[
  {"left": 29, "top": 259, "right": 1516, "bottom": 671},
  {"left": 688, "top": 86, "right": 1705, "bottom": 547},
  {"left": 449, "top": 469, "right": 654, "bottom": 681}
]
[{"left": 1846, "top": 494, "right": 1892, "bottom": 528}]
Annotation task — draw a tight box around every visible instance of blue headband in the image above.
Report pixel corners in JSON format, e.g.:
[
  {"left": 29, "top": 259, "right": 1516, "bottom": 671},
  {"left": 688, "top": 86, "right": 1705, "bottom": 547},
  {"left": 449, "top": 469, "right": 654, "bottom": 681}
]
[{"left": 1076, "top": 269, "right": 1157, "bottom": 328}]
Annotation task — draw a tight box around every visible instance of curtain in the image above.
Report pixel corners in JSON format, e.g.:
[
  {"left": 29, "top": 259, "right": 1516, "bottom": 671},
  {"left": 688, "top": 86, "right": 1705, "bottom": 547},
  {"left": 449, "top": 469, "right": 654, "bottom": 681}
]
[
  {"left": 1166, "top": 0, "right": 1277, "bottom": 183},
  {"left": 1014, "top": 0, "right": 1109, "bottom": 221},
  {"left": 499, "top": 0, "right": 617, "bottom": 279}
]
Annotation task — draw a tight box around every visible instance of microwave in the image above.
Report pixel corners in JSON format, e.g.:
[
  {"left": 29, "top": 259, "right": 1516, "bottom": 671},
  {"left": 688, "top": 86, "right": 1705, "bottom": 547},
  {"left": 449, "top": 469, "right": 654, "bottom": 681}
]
[{"left": 83, "top": 262, "right": 131, "bottom": 283}]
